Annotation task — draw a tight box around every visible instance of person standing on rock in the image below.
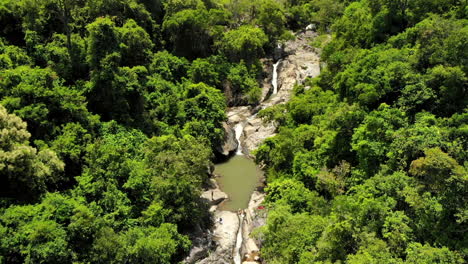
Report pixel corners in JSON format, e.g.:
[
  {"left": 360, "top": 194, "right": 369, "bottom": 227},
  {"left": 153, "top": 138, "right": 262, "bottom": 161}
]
[{"left": 219, "top": 217, "right": 223, "bottom": 225}]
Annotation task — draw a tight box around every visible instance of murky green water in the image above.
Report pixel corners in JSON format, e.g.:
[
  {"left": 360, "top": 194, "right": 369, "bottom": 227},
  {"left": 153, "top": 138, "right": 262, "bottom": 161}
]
[{"left": 215, "top": 155, "right": 262, "bottom": 211}]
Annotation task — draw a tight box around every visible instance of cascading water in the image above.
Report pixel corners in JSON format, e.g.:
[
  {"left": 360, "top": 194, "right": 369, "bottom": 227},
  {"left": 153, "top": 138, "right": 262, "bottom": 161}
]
[
  {"left": 272, "top": 60, "right": 281, "bottom": 95},
  {"left": 234, "top": 122, "right": 245, "bottom": 155},
  {"left": 227, "top": 57, "right": 280, "bottom": 264},
  {"left": 197, "top": 30, "right": 321, "bottom": 264},
  {"left": 233, "top": 213, "right": 244, "bottom": 264}
]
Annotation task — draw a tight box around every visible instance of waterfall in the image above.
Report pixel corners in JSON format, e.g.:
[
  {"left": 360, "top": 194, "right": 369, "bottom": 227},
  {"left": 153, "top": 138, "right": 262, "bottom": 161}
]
[
  {"left": 234, "top": 122, "right": 244, "bottom": 155},
  {"left": 233, "top": 213, "right": 244, "bottom": 264},
  {"left": 272, "top": 60, "right": 281, "bottom": 95}
]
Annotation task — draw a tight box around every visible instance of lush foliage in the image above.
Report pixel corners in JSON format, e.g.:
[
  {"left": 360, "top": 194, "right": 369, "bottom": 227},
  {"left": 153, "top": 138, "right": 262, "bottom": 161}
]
[
  {"left": 0, "top": 0, "right": 466, "bottom": 263},
  {"left": 255, "top": 0, "right": 467, "bottom": 263},
  {"left": 0, "top": 0, "right": 297, "bottom": 262}
]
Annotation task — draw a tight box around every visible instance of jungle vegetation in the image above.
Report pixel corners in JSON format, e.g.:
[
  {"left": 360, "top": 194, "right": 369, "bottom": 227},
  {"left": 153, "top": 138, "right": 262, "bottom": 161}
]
[{"left": 0, "top": 0, "right": 466, "bottom": 263}]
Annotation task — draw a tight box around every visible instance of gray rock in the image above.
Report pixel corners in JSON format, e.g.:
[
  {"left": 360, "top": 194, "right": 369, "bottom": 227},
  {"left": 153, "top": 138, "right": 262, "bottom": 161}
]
[
  {"left": 227, "top": 106, "right": 251, "bottom": 124},
  {"left": 228, "top": 31, "right": 322, "bottom": 155},
  {"left": 240, "top": 191, "right": 266, "bottom": 259},
  {"left": 273, "top": 43, "right": 284, "bottom": 61},
  {"left": 197, "top": 211, "right": 240, "bottom": 264},
  {"left": 216, "top": 122, "right": 238, "bottom": 156},
  {"left": 185, "top": 246, "right": 208, "bottom": 264},
  {"left": 201, "top": 189, "right": 228, "bottom": 205}
]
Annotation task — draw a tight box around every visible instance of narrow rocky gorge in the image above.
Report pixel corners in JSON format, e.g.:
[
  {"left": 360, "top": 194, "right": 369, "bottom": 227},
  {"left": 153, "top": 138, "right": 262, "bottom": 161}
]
[
  {"left": 230, "top": 30, "right": 321, "bottom": 156},
  {"left": 187, "top": 29, "right": 322, "bottom": 264}
]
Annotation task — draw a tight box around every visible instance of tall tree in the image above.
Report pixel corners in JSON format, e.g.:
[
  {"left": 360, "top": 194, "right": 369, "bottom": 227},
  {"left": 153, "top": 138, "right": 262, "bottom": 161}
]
[{"left": 0, "top": 105, "right": 64, "bottom": 200}]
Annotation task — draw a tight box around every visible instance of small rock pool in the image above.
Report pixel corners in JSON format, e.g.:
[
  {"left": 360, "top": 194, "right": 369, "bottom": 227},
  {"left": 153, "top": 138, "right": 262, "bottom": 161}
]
[{"left": 214, "top": 155, "right": 263, "bottom": 211}]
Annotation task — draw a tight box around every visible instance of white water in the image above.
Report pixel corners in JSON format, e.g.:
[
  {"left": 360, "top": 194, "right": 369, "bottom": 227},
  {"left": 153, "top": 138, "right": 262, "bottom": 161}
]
[
  {"left": 272, "top": 60, "right": 281, "bottom": 94},
  {"left": 234, "top": 122, "right": 245, "bottom": 155},
  {"left": 306, "top": 24, "right": 315, "bottom": 31},
  {"left": 229, "top": 51, "right": 281, "bottom": 264},
  {"left": 233, "top": 214, "right": 244, "bottom": 264}
]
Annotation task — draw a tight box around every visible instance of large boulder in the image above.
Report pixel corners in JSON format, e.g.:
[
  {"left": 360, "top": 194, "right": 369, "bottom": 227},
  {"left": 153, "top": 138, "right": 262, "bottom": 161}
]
[
  {"left": 216, "top": 122, "right": 238, "bottom": 156},
  {"left": 201, "top": 188, "right": 228, "bottom": 206}
]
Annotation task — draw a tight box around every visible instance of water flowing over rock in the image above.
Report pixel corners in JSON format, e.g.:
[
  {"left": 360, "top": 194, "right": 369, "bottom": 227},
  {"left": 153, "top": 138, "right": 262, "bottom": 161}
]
[
  {"left": 234, "top": 122, "right": 245, "bottom": 155},
  {"left": 195, "top": 31, "right": 322, "bottom": 264},
  {"left": 272, "top": 60, "right": 281, "bottom": 95},
  {"left": 194, "top": 192, "right": 266, "bottom": 264},
  {"left": 239, "top": 30, "right": 321, "bottom": 155}
]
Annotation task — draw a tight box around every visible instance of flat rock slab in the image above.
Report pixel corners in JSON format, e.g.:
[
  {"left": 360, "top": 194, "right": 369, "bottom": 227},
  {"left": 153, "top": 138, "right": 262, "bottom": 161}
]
[
  {"left": 213, "top": 211, "right": 239, "bottom": 251},
  {"left": 198, "top": 211, "right": 240, "bottom": 264}
]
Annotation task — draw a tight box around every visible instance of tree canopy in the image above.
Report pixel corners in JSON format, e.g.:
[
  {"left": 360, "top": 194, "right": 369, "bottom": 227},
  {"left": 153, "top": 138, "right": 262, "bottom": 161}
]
[{"left": 0, "top": 0, "right": 466, "bottom": 263}]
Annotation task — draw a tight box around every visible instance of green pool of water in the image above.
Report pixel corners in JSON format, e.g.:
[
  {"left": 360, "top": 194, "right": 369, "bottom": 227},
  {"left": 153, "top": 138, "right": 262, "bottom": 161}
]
[{"left": 214, "top": 155, "right": 262, "bottom": 211}]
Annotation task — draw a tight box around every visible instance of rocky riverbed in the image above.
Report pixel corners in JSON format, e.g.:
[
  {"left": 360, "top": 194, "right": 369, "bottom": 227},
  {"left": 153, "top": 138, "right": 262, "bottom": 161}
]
[
  {"left": 187, "top": 30, "right": 322, "bottom": 264},
  {"left": 230, "top": 30, "right": 321, "bottom": 156}
]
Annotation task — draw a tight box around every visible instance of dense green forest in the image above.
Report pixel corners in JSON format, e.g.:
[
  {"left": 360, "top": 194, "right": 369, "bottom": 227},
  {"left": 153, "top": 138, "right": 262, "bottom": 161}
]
[
  {"left": 0, "top": 0, "right": 281, "bottom": 262},
  {"left": 0, "top": 0, "right": 466, "bottom": 263},
  {"left": 254, "top": 0, "right": 468, "bottom": 263}
]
